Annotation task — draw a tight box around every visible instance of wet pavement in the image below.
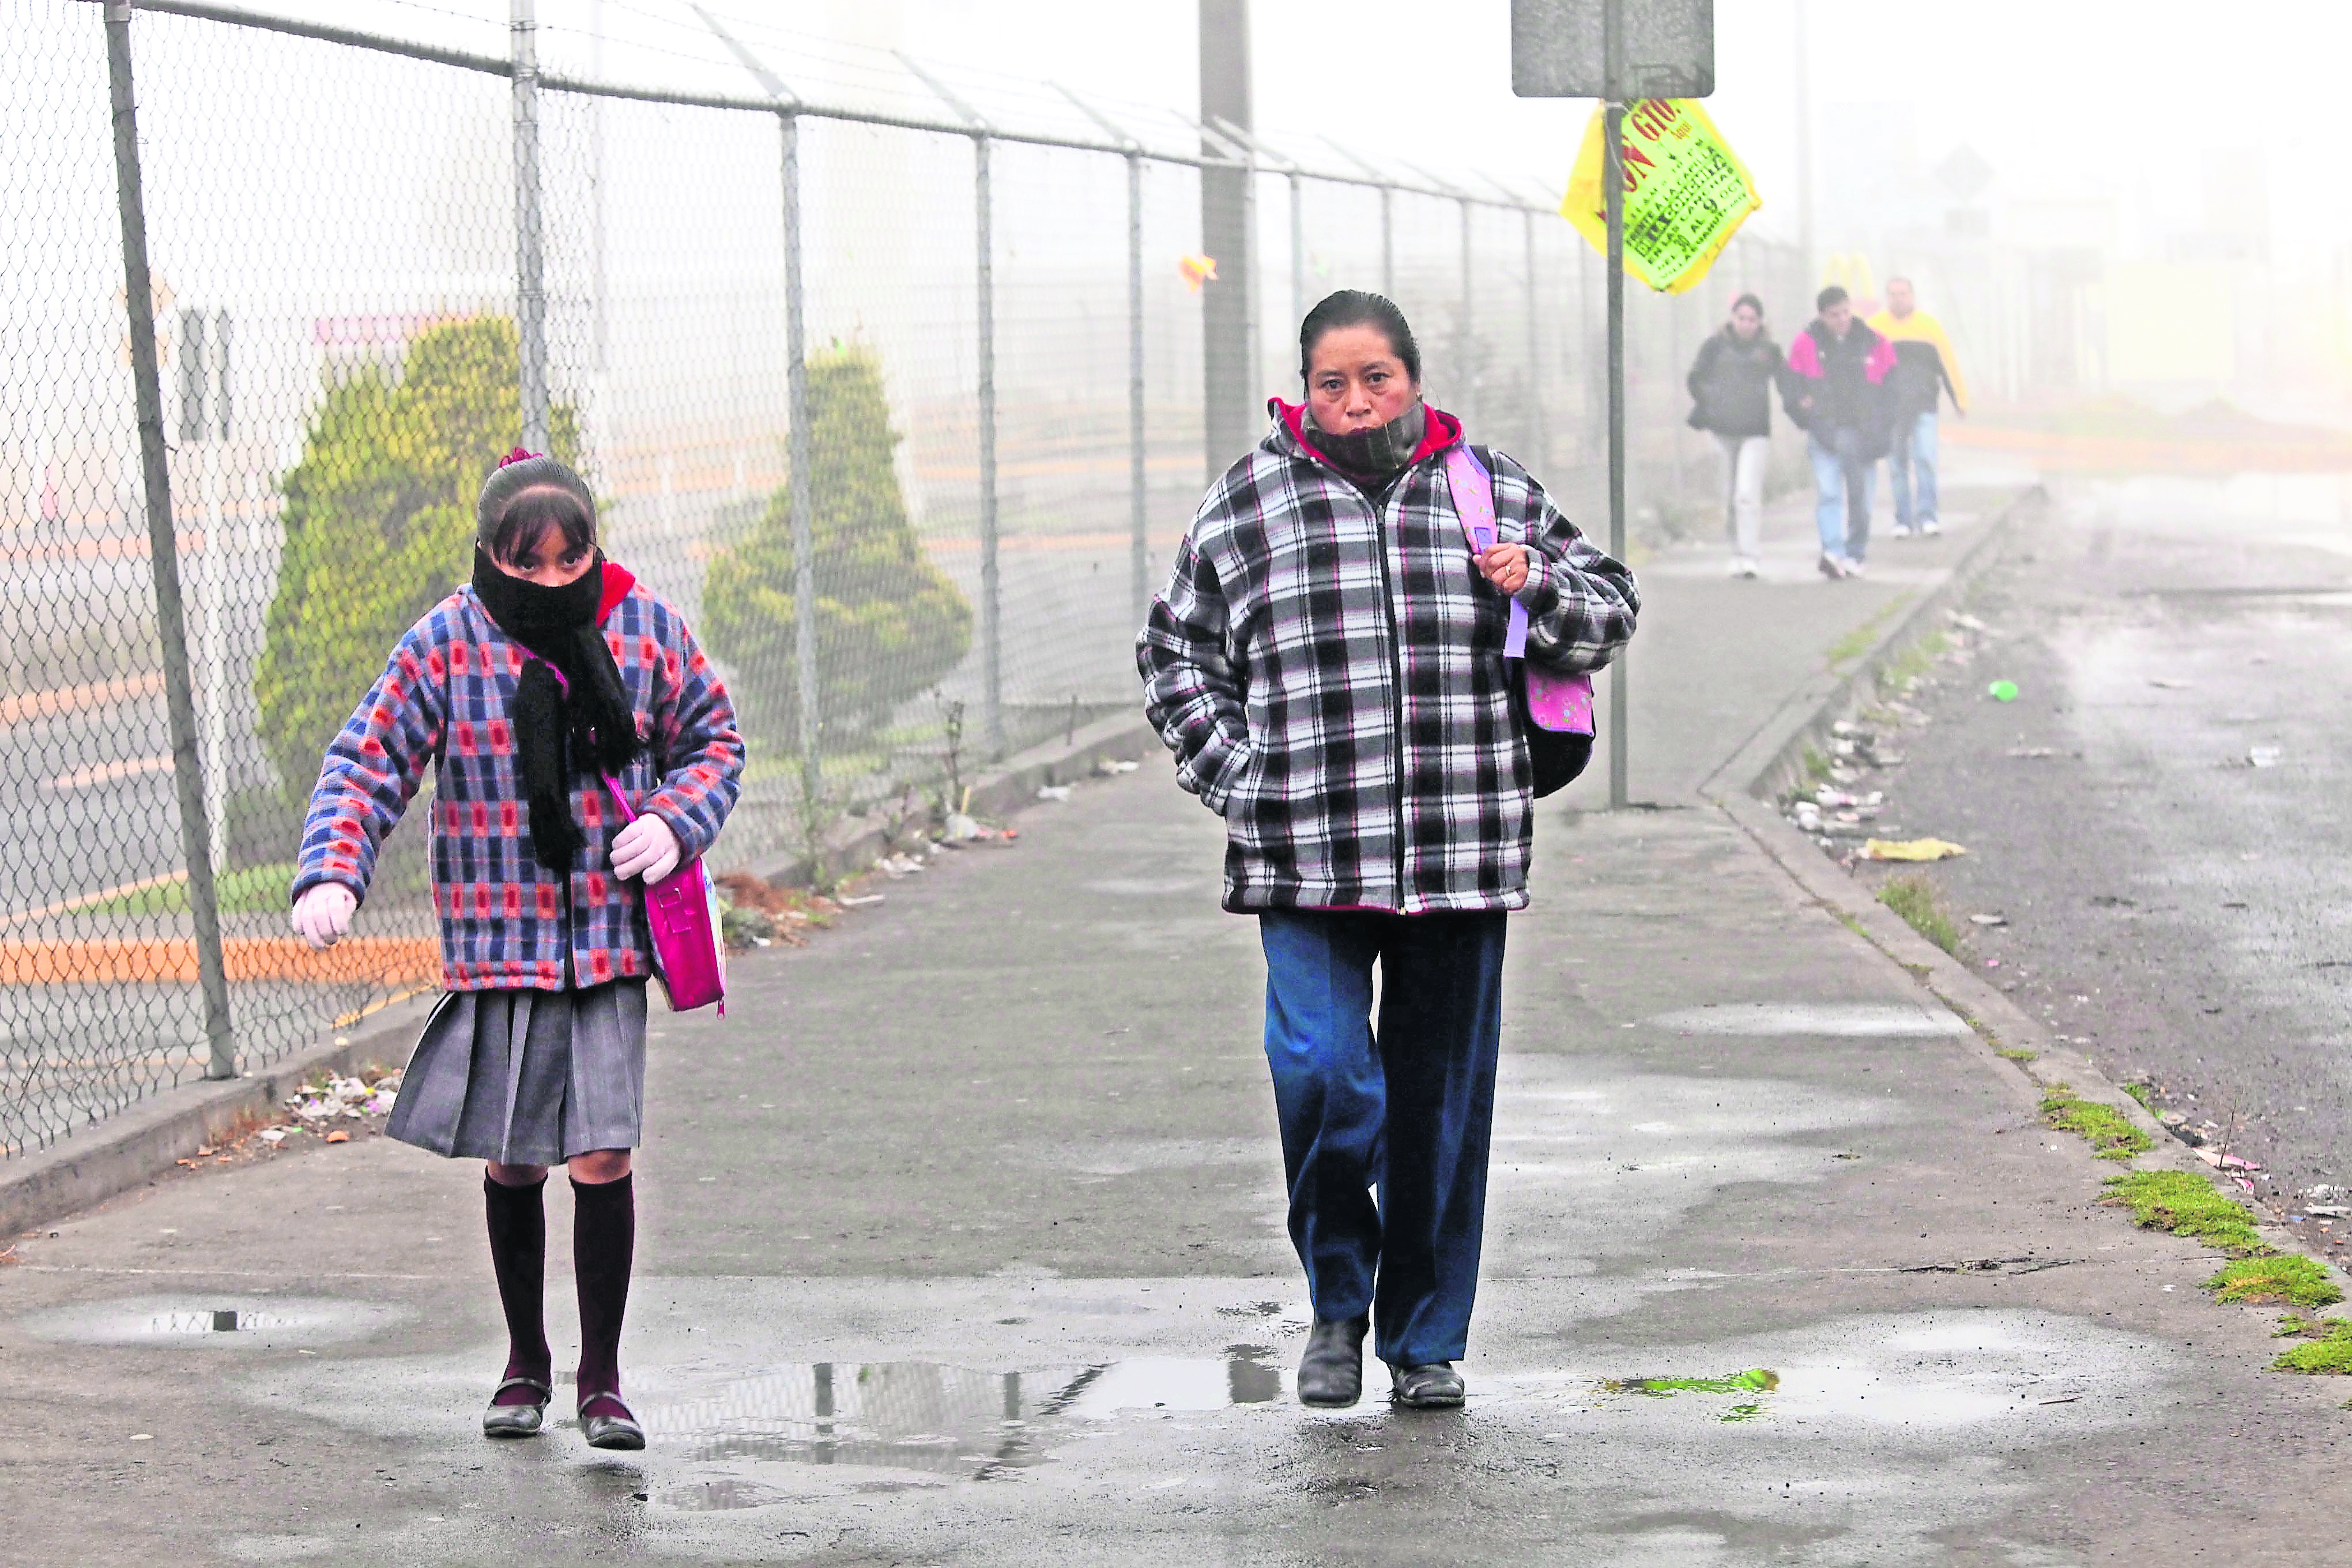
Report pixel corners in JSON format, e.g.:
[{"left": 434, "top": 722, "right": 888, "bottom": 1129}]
[
  {"left": 1833, "top": 476, "right": 2352, "bottom": 1207},
  {"left": 4, "top": 485, "right": 2348, "bottom": 1565}
]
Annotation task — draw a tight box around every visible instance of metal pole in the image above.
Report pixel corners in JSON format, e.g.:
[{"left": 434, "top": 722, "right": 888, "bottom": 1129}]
[
  {"left": 1524, "top": 209, "right": 1546, "bottom": 473},
  {"left": 104, "top": 1, "right": 234, "bottom": 1079},
  {"left": 589, "top": 0, "right": 607, "bottom": 375},
  {"left": 1288, "top": 169, "right": 1304, "bottom": 335},
  {"left": 201, "top": 317, "right": 228, "bottom": 879},
  {"left": 1793, "top": 0, "right": 1814, "bottom": 287},
  {"left": 1604, "top": 0, "right": 1629, "bottom": 810},
  {"left": 1380, "top": 184, "right": 1394, "bottom": 297},
  {"left": 511, "top": 0, "right": 548, "bottom": 451},
  {"left": 975, "top": 132, "right": 1002, "bottom": 756},
  {"left": 1458, "top": 197, "right": 1473, "bottom": 427},
  {"left": 1128, "top": 150, "right": 1148, "bottom": 627},
  {"left": 780, "top": 108, "right": 819, "bottom": 793}
]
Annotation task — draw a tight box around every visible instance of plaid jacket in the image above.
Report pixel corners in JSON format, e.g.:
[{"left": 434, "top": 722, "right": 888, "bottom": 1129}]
[
  {"left": 1138, "top": 402, "right": 1638, "bottom": 914},
  {"left": 295, "top": 567, "right": 744, "bottom": 990}
]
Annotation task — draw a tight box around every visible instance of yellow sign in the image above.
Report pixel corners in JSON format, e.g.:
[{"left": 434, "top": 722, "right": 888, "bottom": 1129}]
[{"left": 1561, "top": 98, "right": 1761, "bottom": 295}]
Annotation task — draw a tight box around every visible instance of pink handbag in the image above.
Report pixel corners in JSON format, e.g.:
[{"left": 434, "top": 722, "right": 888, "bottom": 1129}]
[
  {"left": 1442, "top": 446, "right": 1595, "bottom": 794},
  {"left": 601, "top": 775, "right": 727, "bottom": 1014}
]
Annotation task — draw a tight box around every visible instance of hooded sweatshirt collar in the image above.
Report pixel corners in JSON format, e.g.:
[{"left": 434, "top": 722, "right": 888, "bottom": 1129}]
[{"left": 1271, "top": 397, "right": 1463, "bottom": 479}]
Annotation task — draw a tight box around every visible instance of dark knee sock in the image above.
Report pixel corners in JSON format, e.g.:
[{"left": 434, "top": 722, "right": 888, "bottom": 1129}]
[
  {"left": 571, "top": 1172, "right": 636, "bottom": 1408},
  {"left": 483, "top": 1173, "right": 551, "bottom": 1404}
]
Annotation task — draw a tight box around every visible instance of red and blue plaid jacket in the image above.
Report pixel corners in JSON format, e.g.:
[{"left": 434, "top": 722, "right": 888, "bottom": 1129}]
[{"left": 294, "top": 563, "right": 744, "bottom": 991}]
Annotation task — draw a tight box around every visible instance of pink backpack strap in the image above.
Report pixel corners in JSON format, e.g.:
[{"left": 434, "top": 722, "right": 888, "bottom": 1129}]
[{"left": 1442, "top": 446, "right": 1529, "bottom": 659}]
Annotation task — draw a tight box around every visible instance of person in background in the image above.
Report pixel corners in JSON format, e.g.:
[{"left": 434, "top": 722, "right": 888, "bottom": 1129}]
[
  {"left": 1783, "top": 284, "right": 1897, "bottom": 579},
  {"left": 1868, "top": 277, "right": 1967, "bottom": 538},
  {"left": 1684, "top": 291, "right": 1785, "bottom": 579}
]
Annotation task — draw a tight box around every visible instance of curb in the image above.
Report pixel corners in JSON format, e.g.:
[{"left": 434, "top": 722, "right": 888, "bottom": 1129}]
[
  {"left": 1702, "top": 486, "right": 2332, "bottom": 1281},
  {"left": 1, "top": 715, "right": 1165, "bottom": 1239},
  {"left": 0, "top": 992, "right": 436, "bottom": 1239}
]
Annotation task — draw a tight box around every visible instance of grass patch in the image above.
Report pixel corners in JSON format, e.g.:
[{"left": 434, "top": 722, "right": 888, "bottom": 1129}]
[
  {"left": 2206, "top": 1255, "right": 2342, "bottom": 1308},
  {"left": 1801, "top": 746, "right": 1832, "bottom": 786},
  {"left": 2123, "top": 1083, "right": 2154, "bottom": 1109},
  {"left": 2040, "top": 1085, "right": 2153, "bottom": 1160},
  {"left": 1601, "top": 1369, "right": 1779, "bottom": 1398},
  {"left": 2101, "top": 1169, "right": 2268, "bottom": 1254},
  {"left": 1878, "top": 875, "right": 1960, "bottom": 955},
  {"left": 81, "top": 861, "right": 299, "bottom": 917},
  {"left": 1879, "top": 629, "right": 1950, "bottom": 692},
  {"left": 2272, "top": 1316, "right": 2352, "bottom": 1373},
  {"left": 1824, "top": 594, "right": 1913, "bottom": 668},
  {"left": 1997, "top": 1047, "right": 2038, "bottom": 1062}
]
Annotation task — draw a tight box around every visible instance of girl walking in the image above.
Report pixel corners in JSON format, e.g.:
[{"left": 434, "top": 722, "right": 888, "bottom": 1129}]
[
  {"left": 289, "top": 450, "right": 743, "bottom": 1449},
  {"left": 1139, "top": 292, "right": 1638, "bottom": 1408},
  {"left": 1684, "top": 291, "right": 1785, "bottom": 579}
]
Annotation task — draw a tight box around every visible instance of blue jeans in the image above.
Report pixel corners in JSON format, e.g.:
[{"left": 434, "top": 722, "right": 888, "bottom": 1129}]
[
  {"left": 1889, "top": 411, "right": 1939, "bottom": 530},
  {"left": 1808, "top": 431, "right": 1876, "bottom": 561},
  {"left": 1258, "top": 909, "right": 1506, "bottom": 1369}
]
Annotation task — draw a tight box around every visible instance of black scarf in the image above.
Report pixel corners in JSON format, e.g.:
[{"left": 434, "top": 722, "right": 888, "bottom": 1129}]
[
  {"left": 1310, "top": 401, "right": 1427, "bottom": 493},
  {"left": 470, "top": 547, "right": 644, "bottom": 872}
]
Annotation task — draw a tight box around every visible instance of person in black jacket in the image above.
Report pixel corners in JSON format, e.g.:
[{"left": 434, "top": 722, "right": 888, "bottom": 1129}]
[{"left": 1685, "top": 292, "right": 1784, "bottom": 578}]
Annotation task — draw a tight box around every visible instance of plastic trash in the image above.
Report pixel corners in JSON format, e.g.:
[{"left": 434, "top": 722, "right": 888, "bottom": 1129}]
[
  {"left": 1036, "top": 785, "right": 1074, "bottom": 802},
  {"left": 1969, "top": 913, "right": 2007, "bottom": 926},
  {"left": 1861, "top": 837, "right": 1968, "bottom": 862},
  {"left": 2249, "top": 746, "right": 2283, "bottom": 768},
  {"left": 1987, "top": 680, "right": 2019, "bottom": 702}
]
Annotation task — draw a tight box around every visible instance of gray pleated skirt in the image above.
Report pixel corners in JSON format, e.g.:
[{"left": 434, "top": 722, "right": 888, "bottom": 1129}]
[{"left": 386, "top": 981, "right": 649, "bottom": 1164}]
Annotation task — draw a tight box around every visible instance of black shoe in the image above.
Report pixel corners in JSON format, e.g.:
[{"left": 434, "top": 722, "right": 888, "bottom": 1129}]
[
  {"left": 1296, "top": 1316, "right": 1369, "bottom": 1408},
  {"left": 1390, "top": 1362, "right": 1466, "bottom": 1408}
]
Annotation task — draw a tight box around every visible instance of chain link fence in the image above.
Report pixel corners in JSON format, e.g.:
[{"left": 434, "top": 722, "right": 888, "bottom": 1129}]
[{"left": 1, "top": 0, "right": 1804, "bottom": 1157}]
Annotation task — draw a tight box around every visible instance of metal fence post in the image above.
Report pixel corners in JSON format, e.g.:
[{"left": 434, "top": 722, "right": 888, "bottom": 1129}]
[
  {"left": 1457, "top": 196, "right": 1473, "bottom": 427},
  {"left": 1604, "top": 3, "right": 1630, "bottom": 811},
  {"left": 1128, "top": 151, "right": 1147, "bottom": 626},
  {"left": 511, "top": 0, "right": 549, "bottom": 451},
  {"left": 779, "top": 109, "right": 819, "bottom": 793},
  {"left": 1381, "top": 185, "right": 1394, "bottom": 297},
  {"left": 1522, "top": 209, "right": 1546, "bottom": 474},
  {"left": 1288, "top": 169, "right": 1304, "bottom": 336},
  {"left": 102, "top": 1, "right": 235, "bottom": 1080},
  {"left": 974, "top": 132, "right": 1002, "bottom": 755}
]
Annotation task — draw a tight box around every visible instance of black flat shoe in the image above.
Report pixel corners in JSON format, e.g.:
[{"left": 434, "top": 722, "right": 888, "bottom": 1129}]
[
  {"left": 579, "top": 1392, "right": 646, "bottom": 1450},
  {"left": 481, "top": 1376, "right": 551, "bottom": 1438},
  {"left": 1296, "top": 1316, "right": 1369, "bottom": 1408},
  {"left": 1390, "top": 1362, "right": 1466, "bottom": 1408}
]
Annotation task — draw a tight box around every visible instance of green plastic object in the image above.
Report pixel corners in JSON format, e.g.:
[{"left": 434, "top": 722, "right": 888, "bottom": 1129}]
[{"left": 1988, "top": 680, "right": 2019, "bottom": 702}]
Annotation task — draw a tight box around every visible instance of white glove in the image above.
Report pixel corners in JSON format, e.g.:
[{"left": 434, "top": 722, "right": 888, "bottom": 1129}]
[
  {"left": 611, "top": 815, "right": 683, "bottom": 884},
  {"left": 291, "top": 883, "right": 357, "bottom": 949}
]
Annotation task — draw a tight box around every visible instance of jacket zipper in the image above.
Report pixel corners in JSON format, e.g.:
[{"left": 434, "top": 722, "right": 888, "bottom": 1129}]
[{"left": 1367, "top": 478, "right": 1412, "bottom": 913}]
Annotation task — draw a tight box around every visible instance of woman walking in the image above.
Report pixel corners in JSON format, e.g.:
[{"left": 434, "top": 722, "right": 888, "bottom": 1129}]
[
  {"left": 1684, "top": 291, "right": 1784, "bottom": 578},
  {"left": 1138, "top": 292, "right": 1639, "bottom": 1409},
  {"left": 290, "top": 451, "right": 742, "bottom": 1449}
]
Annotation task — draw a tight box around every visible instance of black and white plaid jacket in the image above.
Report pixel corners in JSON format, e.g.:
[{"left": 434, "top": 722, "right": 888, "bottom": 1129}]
[{"left": 1139, "top": 402, "right": 1639, "bottom": 914}]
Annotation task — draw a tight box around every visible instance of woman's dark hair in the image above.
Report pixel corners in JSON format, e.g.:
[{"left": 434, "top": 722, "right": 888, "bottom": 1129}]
[
  {"left": 1299, "top": 290, "right": 1420, "bottom": 386},
  {"left": 1816, "top": 284, "right": 1850, "bottom": 312},
  {"left": 476, "top": 452, "right": 595, "bottom": 564},
  {"left": 1731, "top": 292, "right": 1765, "bottom": 317}
]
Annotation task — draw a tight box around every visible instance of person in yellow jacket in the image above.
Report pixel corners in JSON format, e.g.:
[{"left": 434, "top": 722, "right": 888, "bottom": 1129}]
[{"left": 1867, "top": 278, "right": 1966, "bottom": 538}]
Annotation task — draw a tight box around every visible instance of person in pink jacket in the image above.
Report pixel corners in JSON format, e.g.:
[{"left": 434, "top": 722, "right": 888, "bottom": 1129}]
[{"left": 1782, "top": 285, "right": 1898, "bottom": 579}]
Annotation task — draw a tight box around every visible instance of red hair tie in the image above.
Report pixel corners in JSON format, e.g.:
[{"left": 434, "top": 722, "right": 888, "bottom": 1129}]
[{"left": 497, "top": 447, "right": 541, "bottom": 468}]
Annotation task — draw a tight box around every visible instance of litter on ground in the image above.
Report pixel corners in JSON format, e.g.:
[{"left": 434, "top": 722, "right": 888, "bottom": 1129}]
[
  {"left": 1863, "top": 838, "right": 1969, "bottom": 862},
  {"left": 1987, "top": 680, "right": 2019, "bottom": 702},
  {"left": 2249, "top": 746, "right": 2283, "bottom": 768}
]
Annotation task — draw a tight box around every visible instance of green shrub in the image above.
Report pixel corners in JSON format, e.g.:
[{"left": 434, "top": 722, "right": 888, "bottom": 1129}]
[
  {"left": 255, "top": 317, "right": 577, "bottom": 810},
  {"left": 701, "top": 344, "right": 973, "bottom": 756}
]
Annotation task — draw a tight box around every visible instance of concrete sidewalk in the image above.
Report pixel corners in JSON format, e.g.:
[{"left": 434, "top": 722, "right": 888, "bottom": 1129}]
[{"left": 1, "top": 492, "right": 2342, "bottom": 1565}]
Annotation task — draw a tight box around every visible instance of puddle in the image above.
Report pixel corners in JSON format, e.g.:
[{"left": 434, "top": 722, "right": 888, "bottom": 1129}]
[
  {"left": 647, "top": 1348, "right": 1286, "bottom": 1479},
  {"left": 17, "top": 1295, "right": 413, "bottom": 1348},
  {"left": 659, "top": 1478, "right": 799, "bottom": 1512},
  {"left": 1639, "top": 1002, "right": 1970, "bottom": 1038}
]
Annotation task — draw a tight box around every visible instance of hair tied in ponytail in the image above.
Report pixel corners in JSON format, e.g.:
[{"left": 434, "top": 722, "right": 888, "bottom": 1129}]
[{"left": 498, "top": 447, "right": 541, "bottom": 469}]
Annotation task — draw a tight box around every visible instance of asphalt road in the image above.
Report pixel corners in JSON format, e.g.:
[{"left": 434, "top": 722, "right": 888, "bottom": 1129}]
[{"left": 1833, "top": 474, "right": 2352, "bottom": 1206}]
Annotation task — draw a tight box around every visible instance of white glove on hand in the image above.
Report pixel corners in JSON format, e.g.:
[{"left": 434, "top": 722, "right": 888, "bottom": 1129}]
[
  {"left": 611, "top": 815, "right": 683, "bottom": 884},
  {"left": 291, "top": 884, "right": 357, "bottom": 950}
]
